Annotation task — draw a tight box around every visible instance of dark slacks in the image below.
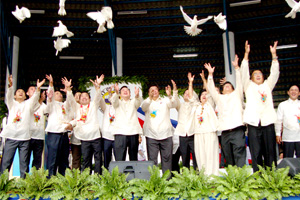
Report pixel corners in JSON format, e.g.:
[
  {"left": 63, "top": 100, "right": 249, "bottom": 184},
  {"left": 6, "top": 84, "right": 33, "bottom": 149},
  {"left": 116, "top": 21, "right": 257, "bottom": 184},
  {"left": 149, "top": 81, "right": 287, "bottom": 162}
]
[
  {"left": 103, "top": 138, "right": 114, "bottom": 169},
  {"left": 172, "top": 147, "right": 181, "bottom": 174},
  {"left": 146, "top": 136, "right": 173, "bottom": 174},
  {"left": 46, "top": 132, "right": 69, "bottom": 177},
  {"left": 221, "top": 126, "right": 246, "bottom": 168},
  {"left": 114, "top": 134, "right": 138, "bottom": 161},
  {"left": 283, "top": 141, "right": 300, "bottom": 158},
  {"left": 28, "top": 138, "right": 44, "bottom": 170},
  {"left": 71, "top": 144, "right": 81, "bottom": 170},
  {"left": 179, "top": 135, "right": 197, "bottom": 169},
  {"left": 0, "top": 139, "right": 30, "bottom": 178},
  {"left": 248, "top": 124, "right": 277, "bottom": 172},
  {"left": 81, "top": 138, "right": 102, "bottom": 174},
  {"left": 218, "top": 135, "right": 226, "bottom": 167}
]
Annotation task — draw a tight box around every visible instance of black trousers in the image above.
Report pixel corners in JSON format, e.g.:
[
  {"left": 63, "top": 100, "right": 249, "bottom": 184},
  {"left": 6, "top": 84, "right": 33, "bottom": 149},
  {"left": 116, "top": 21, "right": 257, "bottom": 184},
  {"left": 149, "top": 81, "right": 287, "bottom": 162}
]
[
  {"left": 46, "top": 132, "right": 69, "bottom": 177},
  {"left": 114, "top": 134, "right": 139, "bottom": 161},
  {"left": 283, "top": 141, "right": 300, "bottom": 158},
  {"left": 71, "top": 144, "right": 81, "bottom": 170},
  {"left": 179, "top": 135, "right": 197, "bottom": 169},
  {"left": 28, "top": 138, "right": 44, "bottom": 170},
  {"left": 0, "top": 139, "right": 30, "bottom": 178},
  {"left": 146, "top": 136, "right": 173, "bottom": 174},
  {"left": 221, "top": 126, "right": 246, "bottom": 168},
  {"left": 103, "top": 138, "right": 114, "bottom": 169},
  {"left": 81, "top": 138, "right": 102, "bottom": 174},
  {"left": 248, "top": 124, "right": 277, "bottom": 172},
  {"left": 172, "top": 147, "right": 181, "bottom": 174}
]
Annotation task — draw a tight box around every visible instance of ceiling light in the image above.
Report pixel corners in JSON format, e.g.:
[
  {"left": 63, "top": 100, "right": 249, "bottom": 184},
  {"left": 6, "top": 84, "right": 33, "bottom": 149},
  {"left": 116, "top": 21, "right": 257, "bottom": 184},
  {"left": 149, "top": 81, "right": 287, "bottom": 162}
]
[
  {"left": 117, "top": 10, "right": 147, "bottom": 15},
  {"left": 276, "top": 44, "right": 298, "bottom": 50},
  {"left": 173, "top": 54, "right": 198, "bottom": 58},
  {"left": 29, "top": 10, "right": 45, "bottom": 14},
  {"left": 230, "top": 0, "right": 261, "bottom": 7},
  {"left": 59, "top": 56, "right": 84, "bottom": 60}
]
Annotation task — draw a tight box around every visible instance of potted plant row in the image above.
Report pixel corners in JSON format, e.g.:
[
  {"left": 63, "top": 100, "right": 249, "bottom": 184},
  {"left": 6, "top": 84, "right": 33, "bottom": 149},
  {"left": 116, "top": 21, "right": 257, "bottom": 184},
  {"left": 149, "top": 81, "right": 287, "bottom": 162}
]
[{"left": 1, "top": 164, "right": 300, "bottom": 200}]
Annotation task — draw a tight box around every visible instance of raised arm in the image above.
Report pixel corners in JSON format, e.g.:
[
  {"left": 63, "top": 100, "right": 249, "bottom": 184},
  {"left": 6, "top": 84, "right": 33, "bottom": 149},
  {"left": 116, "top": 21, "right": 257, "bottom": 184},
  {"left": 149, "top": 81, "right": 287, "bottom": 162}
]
[
  {"left": 29, "top": 79, "right": 45, "bottom": 112},
  {"left": 46, "top": 74, "right": 55, "bottom": 103},
  {"left": 5, "top": 75, "right": 14, "bottom": 110},
  {"left": 266, "top": 41, "right": 279, "bottom": 90},
  {"left": 205, "top": 63, "right": 220, "bottom": 103},
  {"left": 62, "top": 77, "right": 77, "bottom": 110},
  {"left": 199, "top": 70, "right": 207, "bottom": 90},
  {"left": 90, "top": 74, "right": 104, "bottom": 107},
  {"left": 133, "top": 86, "right": 143, "bottom": 109},
  {"left": 166, "top": 80, "right": 178, "bottom": 109},
  {"left": 232, "top": 55, "right": 244, "bottom": 101},
  {"left": 110, "top": 83, "right": 120, "bottom": 108},
  {"left": 187, "top": 72, "right": 195, "bottom": 99},
  {"left": 240, "top": 40, "right": 251, "bottom": 90}
]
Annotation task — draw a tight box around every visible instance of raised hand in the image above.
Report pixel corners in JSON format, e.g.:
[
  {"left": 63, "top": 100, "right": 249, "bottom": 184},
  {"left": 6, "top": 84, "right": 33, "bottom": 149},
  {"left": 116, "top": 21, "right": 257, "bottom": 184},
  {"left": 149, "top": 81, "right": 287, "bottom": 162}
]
[
  {"left": 204, "top": 63, "right": 215, "bottom": 76},
  {"left": 165, "top": 85, "right": 171, "bottom": 96},
  {"left": 232, "top": 54, "right": 239, "bottom": 70},
  {"left": 114, "top": 83, "right": 119, "bottom": 94},
  {"left": 171, "top": 80, "right": 177, "bottom": 91},
  {"left": 61, "top": 77, "right": 72, "bottom": 89},
  {"left": 187, "top": 72, "right": 195, "bottom": 84},
  {"left": 219, "top": 77, "right": 227, "bottom": 86},
  {"left": 47, "top": 90, "right": 54, "bottom": 101},
  {"left": 135, "top": 87, "right": 139, "bottom": 98},
  {"left": 245, "top": 40, "right": 250, "bottom": 54},
  {"left": 46, "top": 74, "right": 53, "bottom": 87},
  {"left": 199, "top": 70, "right": 206, "bottom": 82},
  {"left": 37, "top": 79, "right": 46, "bottom": 90},
  {"left": 270, "top": 41, "right": 278, "bottom": 58},
  {"left": 8, "top": 75, "right": 13, "bottom": 87}
]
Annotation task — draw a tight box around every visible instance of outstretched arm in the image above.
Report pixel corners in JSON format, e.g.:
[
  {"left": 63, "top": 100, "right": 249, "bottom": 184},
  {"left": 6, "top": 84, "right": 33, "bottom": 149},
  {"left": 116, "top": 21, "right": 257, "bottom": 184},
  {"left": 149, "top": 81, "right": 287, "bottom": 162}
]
[
  {"left": 110, "top": 83, "right": 120, "bottom": 108},
  {"left": 266, "top": 41, "right": 280, "bottom": 90},
  {"left": 232, "top": 55, "right": 244, "bottom": 101},
  {"left": 90, "top": 74, "right": 104, "bottom": 107},
  {"left": 166, "top": 80, "right": 178, "bottom": 109},
  {"left": 205, "top": 63, "right": 219, "bottom": 103},
  {"left": 240, "top": 40, "right": 251, "bottom": 90},
  {"left": 6, "top": 75, "right": 14, "bottom": 110},
  {"left": 188, "top": 72, "right": 195, "bottom": 99}
]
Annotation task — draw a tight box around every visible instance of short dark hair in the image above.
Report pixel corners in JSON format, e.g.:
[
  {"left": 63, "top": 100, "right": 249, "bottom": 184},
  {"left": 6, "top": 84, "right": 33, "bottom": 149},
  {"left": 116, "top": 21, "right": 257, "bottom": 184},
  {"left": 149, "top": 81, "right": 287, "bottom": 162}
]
[
  {"left": 148, "top": 83, "right": 160, "bottom": 91},
  {"left": 14, "top": 88, "right": 25, "bottom": 95},
  {"left": 222, "top": 81, "right": 235, "bottom": 92},
  {"left": 119, "top": 85, "right": 130, "bottom": 93},
  {"left": 198, "top": 89, "right": 207, "bottom": 99},
  {"left": 79, "top": 91, "right": 91, "bottom": 99},
  {"left": 288, "top": 84, "right": 300, "bottom": 91}
]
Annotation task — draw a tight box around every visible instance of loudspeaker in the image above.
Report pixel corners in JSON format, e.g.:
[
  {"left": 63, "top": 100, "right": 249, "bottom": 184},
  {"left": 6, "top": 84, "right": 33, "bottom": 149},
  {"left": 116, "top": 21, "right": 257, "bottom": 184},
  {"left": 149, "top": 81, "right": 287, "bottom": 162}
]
[
  {"left": 109, "top": 161, "right": 154, "bottom": 181},
  {"left": 277, "top": 158, "right": 300, "bottom": 176}
]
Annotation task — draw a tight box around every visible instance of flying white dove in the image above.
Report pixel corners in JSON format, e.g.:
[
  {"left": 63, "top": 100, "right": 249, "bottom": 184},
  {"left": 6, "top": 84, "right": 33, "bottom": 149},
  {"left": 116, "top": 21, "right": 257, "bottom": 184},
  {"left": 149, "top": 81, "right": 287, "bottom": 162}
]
[
  {"left": 87, "top": 11, "right": 107, "bottom": 33},
  {"left": 180, "top": 6, "right": 213, "bottom": 36},
  {"left": 58, "top": 0, "right": 66, "bottom": 16},
  {"left": 52, "top": 20, "right": 74, "bottom": 37},
  {"left": 11, "top": 5, "right": 31, "bottom": 23},
  {"left": 101, "top": 6, "right": 114, "bottom": 29},
  {"left": 285, "top": 0, "right": 300, "bottom": 19},
  {"left": 214, "top": 12, "right": 227, "bottom": 30},
  {"left": 54, "top": 37, "right": 71, "bottom": 56}
]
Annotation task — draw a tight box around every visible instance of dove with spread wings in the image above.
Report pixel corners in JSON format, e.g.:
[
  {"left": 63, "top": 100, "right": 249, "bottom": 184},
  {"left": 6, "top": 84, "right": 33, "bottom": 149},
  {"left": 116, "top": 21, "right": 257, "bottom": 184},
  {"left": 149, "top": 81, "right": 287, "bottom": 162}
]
[
  {"left": 52, "top": 20, "right": 74, "bottom": 37},
  {"left": 285, "top": 0, "right": 300, "bottom": 19},
  {"left": 214, "top": 12, "right": 227, "bottom": 30},
  {"left": 12, "top": 5, "right": 31, "bottom": 23},
  {"left": 87, "top": 6, "right": 114, "bottom": 33},
  {"left": 58, "top": 0, "right": 67, "bottom": 16},
  {"left": 54, "top": 37, "right": 71, "bottom": 56},
  {"left": 180, "top": 6, "right": 213, "bottom": 36}
]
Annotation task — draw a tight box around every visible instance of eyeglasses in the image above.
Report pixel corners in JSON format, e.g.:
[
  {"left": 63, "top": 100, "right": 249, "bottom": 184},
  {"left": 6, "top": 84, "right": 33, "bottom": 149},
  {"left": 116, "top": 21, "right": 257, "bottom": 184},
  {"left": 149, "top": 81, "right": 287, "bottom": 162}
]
[{"left": 253, "top": 72, "right": 263, "bottom": 76}]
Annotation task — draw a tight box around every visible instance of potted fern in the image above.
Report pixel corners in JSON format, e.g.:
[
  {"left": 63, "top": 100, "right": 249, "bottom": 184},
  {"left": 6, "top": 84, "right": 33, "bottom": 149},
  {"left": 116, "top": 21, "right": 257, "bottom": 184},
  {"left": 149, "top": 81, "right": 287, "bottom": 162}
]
[
  {"left": 212, "top": 165, "right": 261, "bottom": 200},
  {"left": 170, "top": 167, "right": 213, "bottom": 200},
  {"left": 129, "top": 165, "right": 178, "bottom": 200},
  {"left": 13, "top": 167, "right": 54, "bottom": 200},
  {"left": 91, "top": 166, "right": 132, "bottom": 200},
  {"left": 1, "top": 169, "right": 17, "bottom": 200},
  {"left": 50, "top": 168, "right": 94, "bottom": 200},
  {"left": 255, "top": 163, "right": 296, "bottom": 200},
  {"left": 293, "top": 173, "right": 300, "bottom": 196}
]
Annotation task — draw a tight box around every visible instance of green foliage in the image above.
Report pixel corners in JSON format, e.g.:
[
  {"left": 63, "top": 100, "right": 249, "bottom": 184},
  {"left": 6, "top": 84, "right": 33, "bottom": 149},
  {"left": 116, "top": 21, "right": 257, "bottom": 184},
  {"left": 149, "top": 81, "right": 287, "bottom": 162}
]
[
  {"left": 170, "top": 167, "right": 213, "bottom": 200},
  {"left": 212, "top": 165, "right": 261, "bottom": 200},
  {"left": 129, "top": 165, "right": 177, "bottom": 200},
  {"left": 14, "top": 167, "right": 54, "bottom": 200},
  {"left": 91, "top": 166, "right": 131, "bottom": 200},
  {"left": 78, "top": 75, "right": 149, "bottom": 99},
  {"left": 293, "top": 173, "right": 300, "bottom": 195},
  {"left": 0, "top": 100, "right": 8, "bottom": 128},
  {"left": 50, "top": 168, "right": 94, "bottom": 200},
  {"left": 0, "top": 170, "right": 16, "bottom": 200},
  {"left": 256, "top": 163, "right": 295, "bottom": 200}
]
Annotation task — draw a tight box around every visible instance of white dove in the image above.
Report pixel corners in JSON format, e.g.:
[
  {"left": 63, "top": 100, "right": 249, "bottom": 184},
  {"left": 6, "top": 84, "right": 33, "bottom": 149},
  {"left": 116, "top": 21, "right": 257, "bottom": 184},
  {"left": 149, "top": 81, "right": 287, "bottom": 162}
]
[
  {"left": 54, "top": 37, "right": 71, "bottom": 56},
  {"left": 214, "top": 13, "right": 227, "bottom": 30},
  {"left": 101, "top": 6, "right": 114, "bottom": 29},
  {"left": 52, "top": 20, "right": 74, "bottom": 37},
  {"left": 58, "top": 0, "right": 66, "bottom": 16},
  {"left": 285, "top": 0, "right": 300, "bottom": 19},
  {"left": 87, "top": 11, "right": 107, "bottom": 33},
  {"left": 180, "top": 6, "right": 213, "bottom": 36},
  {"left": 11, "top": 5, "right": 31, "bottom": 23}
]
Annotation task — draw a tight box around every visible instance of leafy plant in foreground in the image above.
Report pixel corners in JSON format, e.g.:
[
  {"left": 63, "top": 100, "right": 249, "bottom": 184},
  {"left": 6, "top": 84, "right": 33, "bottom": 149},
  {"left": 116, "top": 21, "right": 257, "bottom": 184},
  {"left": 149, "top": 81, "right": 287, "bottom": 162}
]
[
  {"left": 129, "top": 165, "right": 177, "bottom": 200},
  {"left": 170, "top": 167, "right": 213, "bottom": 200},
  {"left": 0, "top": 169, "right": 16, "bottom": 200},
  {"left": 212, "top": 165, "right": 260, "bottom": 200}
]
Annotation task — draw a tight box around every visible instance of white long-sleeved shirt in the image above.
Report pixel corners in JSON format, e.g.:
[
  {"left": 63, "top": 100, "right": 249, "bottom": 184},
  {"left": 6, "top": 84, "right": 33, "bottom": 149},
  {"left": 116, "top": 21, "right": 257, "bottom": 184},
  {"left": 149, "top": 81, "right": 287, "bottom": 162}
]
[
  {"left": 1, "top": 87, "right": 40, "bottom": 140},
  {"left": 110, "top": 93, "right": 143, "bottom": 136},
  {"left": 100, "top": 97, "right": 115, "bottom": 141},
  {"left": 241, "top": 59, "right": 279, "bottom": 126},
  {"left": 275, "top": 98, "right": 300, "bottom": 142},
  {"left": 30, "top": 103, "right": 48, "bottom": 140},
  {"left": 45, "top": 87, "right": 72, "bottom": 133},
  {"left": 141, "top": 90, "right": 178, "bottom": 140},
  {"left": 206, "top": 68, "right": 244, "bottom": 131},
  {"left": 68, "top": 90, "right": 102, "bottom": 141}
]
